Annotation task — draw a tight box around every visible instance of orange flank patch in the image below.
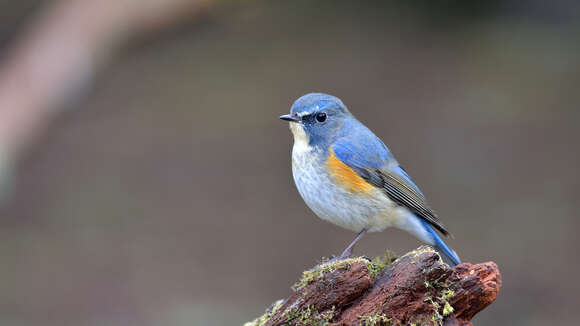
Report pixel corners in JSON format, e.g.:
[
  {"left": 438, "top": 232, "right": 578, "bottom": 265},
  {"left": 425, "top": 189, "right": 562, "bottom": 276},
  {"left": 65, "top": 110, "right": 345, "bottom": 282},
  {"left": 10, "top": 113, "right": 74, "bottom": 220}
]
[{"left": 326, "top": 149, "right": 375, "bottom": 194}]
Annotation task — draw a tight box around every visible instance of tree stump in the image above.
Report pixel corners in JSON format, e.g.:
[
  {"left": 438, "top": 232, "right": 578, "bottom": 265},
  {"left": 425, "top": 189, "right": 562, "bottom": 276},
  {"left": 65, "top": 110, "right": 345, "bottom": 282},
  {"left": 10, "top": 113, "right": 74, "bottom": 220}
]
[{"left": 244, "top": 246, "right": 501, "bottom": 326}]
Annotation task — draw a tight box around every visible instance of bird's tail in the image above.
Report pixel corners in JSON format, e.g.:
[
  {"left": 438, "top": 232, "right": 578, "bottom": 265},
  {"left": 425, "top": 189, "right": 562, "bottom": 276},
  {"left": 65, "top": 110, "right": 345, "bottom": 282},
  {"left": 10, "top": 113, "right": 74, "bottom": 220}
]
[{"left": 420, "top": 219, "right": 461, "bottom": 266}]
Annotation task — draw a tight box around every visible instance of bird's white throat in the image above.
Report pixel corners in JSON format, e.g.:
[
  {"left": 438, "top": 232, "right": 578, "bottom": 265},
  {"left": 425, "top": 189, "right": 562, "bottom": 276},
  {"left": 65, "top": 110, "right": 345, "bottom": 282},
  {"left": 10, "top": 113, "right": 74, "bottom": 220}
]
[{"left": 289, "top": 122, "right": 313, "bottom": 154}]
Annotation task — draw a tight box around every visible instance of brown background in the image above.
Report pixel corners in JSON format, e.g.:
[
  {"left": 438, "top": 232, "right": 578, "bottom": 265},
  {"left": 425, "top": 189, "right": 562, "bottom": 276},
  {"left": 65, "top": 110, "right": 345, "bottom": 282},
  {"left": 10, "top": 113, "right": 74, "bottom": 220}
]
[{"left": 1, "top": 1, "right": 579, "bottom": 325}]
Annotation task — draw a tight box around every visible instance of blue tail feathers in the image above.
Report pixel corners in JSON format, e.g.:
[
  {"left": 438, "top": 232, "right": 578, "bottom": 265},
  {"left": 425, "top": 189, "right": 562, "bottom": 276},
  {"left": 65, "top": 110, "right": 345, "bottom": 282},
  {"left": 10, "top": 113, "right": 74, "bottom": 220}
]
[{"left": 420, "top": 219, "right": 461, "bottom": 265}]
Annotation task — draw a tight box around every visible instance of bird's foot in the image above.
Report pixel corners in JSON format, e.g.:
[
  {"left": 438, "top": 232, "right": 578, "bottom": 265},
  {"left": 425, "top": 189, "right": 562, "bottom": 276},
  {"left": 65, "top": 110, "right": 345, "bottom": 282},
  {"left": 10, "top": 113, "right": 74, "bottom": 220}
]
[{"left": 337, "top": 247, "right": 354, "bottom": 260}]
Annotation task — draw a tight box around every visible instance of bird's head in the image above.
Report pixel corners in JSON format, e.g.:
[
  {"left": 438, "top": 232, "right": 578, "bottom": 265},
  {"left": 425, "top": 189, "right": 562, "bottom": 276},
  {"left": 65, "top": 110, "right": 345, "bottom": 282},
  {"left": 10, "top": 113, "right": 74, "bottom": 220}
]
[{"left": 280, "top": 93, "right": 351, "bottom": 149}]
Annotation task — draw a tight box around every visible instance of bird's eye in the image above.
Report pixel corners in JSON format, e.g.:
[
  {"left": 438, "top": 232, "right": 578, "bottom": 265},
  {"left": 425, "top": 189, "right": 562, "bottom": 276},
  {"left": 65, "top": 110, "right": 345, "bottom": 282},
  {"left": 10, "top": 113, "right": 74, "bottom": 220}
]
[{"left": 315, "top": 112, "right": 327, "bottom": 122}]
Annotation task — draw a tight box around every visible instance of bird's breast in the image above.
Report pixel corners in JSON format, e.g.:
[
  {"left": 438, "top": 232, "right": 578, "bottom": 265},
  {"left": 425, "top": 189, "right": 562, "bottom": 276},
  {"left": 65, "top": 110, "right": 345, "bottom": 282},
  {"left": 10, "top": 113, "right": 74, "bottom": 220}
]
[{"left": 291, "top": 145, "right": 401, "bottom": 232}]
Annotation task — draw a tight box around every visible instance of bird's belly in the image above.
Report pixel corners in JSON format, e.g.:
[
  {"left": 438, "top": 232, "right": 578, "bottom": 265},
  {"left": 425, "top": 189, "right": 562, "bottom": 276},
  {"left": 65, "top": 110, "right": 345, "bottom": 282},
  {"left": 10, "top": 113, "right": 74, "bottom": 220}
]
[{"left": 292, "top": 150, "right": 403, "bottom": 232}]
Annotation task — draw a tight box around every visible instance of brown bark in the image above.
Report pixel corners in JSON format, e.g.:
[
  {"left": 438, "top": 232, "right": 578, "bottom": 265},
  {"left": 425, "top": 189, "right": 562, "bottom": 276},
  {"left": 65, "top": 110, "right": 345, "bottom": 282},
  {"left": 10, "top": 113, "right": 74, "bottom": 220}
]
[{"left": 247, "top": 246, "right": 501, "bottom": 326}]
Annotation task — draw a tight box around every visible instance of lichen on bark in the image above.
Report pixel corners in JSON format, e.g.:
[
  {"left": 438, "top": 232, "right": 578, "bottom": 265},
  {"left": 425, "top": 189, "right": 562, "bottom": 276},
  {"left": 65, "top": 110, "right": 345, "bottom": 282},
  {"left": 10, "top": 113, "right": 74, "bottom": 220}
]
[{"left": 244, "top": 246, "right": 501, "bottom": 326}]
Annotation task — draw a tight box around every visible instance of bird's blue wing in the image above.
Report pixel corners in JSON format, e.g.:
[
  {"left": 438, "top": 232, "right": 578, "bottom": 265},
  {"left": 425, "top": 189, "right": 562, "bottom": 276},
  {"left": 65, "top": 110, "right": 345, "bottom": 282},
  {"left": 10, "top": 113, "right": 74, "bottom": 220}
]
[{"left": 332, "top": 136, "right": 450, "bottom": 236}]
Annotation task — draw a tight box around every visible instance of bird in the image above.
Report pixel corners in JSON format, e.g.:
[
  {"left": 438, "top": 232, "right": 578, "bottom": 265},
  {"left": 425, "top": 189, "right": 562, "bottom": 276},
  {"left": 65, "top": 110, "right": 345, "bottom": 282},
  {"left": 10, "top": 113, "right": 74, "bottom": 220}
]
[{"left": 280, "top": 93, "right": 461, "bottom": 265}]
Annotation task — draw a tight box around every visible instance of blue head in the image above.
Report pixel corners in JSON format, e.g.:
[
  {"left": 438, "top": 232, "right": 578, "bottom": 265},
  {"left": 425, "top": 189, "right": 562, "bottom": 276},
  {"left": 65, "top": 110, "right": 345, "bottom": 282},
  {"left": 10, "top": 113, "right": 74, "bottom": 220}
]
[{"left": 280, "top": 93, "right": 352, "bottom": 149}]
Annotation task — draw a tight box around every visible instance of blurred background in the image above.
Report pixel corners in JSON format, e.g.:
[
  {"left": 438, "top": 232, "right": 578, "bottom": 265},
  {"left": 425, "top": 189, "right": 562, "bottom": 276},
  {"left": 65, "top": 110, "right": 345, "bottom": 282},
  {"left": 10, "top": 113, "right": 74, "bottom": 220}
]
[{"left": 0, "top": 1, "right": 579, "bottom": 325}]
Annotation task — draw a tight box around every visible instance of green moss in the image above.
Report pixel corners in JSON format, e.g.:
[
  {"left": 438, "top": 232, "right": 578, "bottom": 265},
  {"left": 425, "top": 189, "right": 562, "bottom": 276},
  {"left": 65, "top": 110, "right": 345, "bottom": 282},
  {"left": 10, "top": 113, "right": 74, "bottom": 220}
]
[
  {"left": 365, "top": 251, "right": 397, "bottom": 278},
  {"left": 292, "top": 251, "right": 397, "bottom": 291},
  {"left": 360, "top": 313, "right": 391, "bottom": 326},
  {"left": 292, "top": 258, "right": 363, "bottom": 291},
  {"left": 292, "top": 250, "right": 398, "bottom": 291},
  {"left": 410, "top": 247, "right": 457, "bottom": 325},
  {"left": 442, "top": 301, "right": 454, "bottom": 316},
  {"left": 440, "top": 289, "right": 455, "bottom": 317},
  {"left": 285, "top": 305, "right": 335, "bottom": 326},
  {"left": 408, "top": 246, "right": 441, "bottom": 262},
  {"left": 421, "top": 285, "right": 456, "bottom": 325},
  {"left": 440, "top": 289, "right": 454, "bottom": 301},
  {"left": 243, "top": 299, "right": 284, "bottom": 326},
  {"left": 423, "top": 296, "right": 443, "bottom": 325}
]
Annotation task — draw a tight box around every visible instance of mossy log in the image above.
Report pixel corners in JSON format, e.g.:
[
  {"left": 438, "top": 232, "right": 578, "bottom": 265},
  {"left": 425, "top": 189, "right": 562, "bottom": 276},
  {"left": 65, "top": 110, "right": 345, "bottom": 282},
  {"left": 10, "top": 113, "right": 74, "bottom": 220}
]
[{"left": 245, "top": 246, "right": 501, "bottom": 326}]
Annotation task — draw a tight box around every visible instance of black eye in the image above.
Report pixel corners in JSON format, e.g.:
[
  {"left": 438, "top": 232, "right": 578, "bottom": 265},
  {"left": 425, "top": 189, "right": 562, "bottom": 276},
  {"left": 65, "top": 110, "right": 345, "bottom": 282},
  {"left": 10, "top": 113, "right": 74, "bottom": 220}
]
[{"left": 315, "top": 112, "right": 327, "bottom": 122}]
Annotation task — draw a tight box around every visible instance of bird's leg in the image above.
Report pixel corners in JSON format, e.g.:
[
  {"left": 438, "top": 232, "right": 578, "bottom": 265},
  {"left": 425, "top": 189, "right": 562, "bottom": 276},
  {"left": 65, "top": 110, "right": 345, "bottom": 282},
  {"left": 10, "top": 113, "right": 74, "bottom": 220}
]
[{"left": 338, "top": 229, "right": 367, "bottom": 259}]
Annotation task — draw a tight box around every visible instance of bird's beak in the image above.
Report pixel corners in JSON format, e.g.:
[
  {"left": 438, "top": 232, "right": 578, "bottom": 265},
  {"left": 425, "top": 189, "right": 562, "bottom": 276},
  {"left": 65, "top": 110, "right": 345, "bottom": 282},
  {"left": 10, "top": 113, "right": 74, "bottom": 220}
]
[{"left": 280, "top": 114, "right": 301, "bottom": 123}]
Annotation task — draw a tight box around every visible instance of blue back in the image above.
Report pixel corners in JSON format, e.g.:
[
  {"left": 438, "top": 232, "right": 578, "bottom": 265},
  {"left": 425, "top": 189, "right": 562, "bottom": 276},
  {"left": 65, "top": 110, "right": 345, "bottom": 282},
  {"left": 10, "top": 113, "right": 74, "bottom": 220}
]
[{"left": 333, "top": 117, "right": 423, "bottom": 195}]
